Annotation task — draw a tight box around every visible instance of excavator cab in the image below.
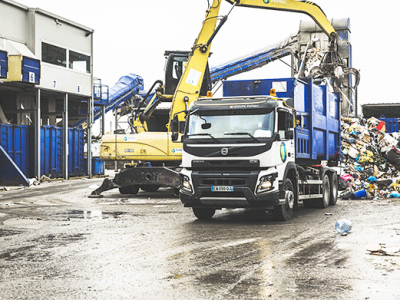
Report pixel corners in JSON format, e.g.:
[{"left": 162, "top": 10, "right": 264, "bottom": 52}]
[{"left": 164, "top": 51, "right": 212, "bottom": 97}]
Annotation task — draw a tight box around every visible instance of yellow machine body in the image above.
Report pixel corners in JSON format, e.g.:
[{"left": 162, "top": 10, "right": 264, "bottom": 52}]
[{"left": 100, "top": 132, "right": 182, "bottom": 162}]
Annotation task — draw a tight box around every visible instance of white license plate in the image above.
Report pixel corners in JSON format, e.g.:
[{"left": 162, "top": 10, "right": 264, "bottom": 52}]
[{"left": 211, "top": 186, "right": 234, "bottom": 192}]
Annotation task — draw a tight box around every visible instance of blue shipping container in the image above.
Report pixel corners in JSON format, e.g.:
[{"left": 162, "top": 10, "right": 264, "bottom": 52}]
[{"left": 223, "top": 77, "right": 341, "bottom": 165}]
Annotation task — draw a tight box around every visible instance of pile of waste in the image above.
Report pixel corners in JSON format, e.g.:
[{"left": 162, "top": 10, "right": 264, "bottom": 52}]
[{"left": 339, "top": 117, "right": 400, "bottom": 200}]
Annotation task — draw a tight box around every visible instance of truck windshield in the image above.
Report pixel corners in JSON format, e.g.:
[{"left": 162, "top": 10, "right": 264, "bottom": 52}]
[{"left": 187, "top": 109, "right": 275, "bottom": 140}]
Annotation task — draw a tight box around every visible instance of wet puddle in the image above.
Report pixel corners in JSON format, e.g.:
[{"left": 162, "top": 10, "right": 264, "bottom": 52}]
[
  {"left": 0, "top": 229, "right": 23, "bottom": 237},
  {"left": 57, "top": 210, "right": 127, "bottom": 220}
]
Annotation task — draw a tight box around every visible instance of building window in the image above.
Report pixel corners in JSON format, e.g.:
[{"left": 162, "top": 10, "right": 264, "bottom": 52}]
[
  {"left": 42, "top": 42, "right": 66, "bottom": 67},
  {"left": 69, "top": 50, "right": 90, "bottom": 73}
]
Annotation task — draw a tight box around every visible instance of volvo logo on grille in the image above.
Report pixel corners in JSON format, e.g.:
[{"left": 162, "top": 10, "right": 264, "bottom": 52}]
[{"left": 221, "top": 148, "right": 229, "bottom": 156}]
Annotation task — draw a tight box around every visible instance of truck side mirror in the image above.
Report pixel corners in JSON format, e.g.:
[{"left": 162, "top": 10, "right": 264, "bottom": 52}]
[
  {"left": 171, "top": 132, "right": 179, "bottom": 142},
  {"left": 170, "top": 115, "right": 179, "bottom": 132},
  {"left": 285, "top": 130, "right": 294, "bottom": 140}
]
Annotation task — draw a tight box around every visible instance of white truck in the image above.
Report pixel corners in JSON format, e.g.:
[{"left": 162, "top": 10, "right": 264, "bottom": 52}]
[{"left": 175, "top": 77, "right": 340, "bottom": 221}]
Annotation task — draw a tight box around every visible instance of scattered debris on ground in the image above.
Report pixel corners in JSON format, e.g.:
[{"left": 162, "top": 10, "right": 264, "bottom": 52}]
[
  {"left": 366, "top": 242, "right": 400, "bottom": 256},
  {"left": 339, "top": 117, "right": 400, "bottom": 200}
]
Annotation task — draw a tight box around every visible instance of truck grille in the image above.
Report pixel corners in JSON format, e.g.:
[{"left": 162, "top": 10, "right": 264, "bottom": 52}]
[
  {"left": 201, "top": 191, "right": 245, "bottom": 198},
  {"left": 201, "top": 177, "right": 246, "bottom": 186}
]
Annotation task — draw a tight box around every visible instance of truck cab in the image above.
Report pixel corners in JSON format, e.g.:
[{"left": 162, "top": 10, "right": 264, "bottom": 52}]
[{"left": 179, "top": 95, "right": 297, "bottom": 220}]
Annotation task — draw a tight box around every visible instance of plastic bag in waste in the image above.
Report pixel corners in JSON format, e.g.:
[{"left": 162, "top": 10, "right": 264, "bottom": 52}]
[
  {"left": 341, "top": 191, "right": 355, "bottom": 200},
  {"left": 354, "top": 189, "right": 367, "bottom": 199},
  {"left": 335, "top": 219, "right": 352, "bottom": 234},
  {"left": 387, "top": 148, "right": 400, "bottom": 171},
  {"left": 389, "top": 191, "right": 400, "bottom": 198},
  {"left": 338, "top": 179, "right": 348, "bottom": 191}
]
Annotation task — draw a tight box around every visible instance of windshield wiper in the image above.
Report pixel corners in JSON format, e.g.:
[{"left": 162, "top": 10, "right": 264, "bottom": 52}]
[
  {"left": 224, "top": 132, "right": 260, "bottom": 142},
  {"left": 187, "top": 133, "right": 219, "bottom": 143}
]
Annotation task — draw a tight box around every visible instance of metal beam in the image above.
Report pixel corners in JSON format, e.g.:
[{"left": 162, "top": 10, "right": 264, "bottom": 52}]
[
  {"left": 34, "top": 88, "right": 41, "bottom": 179},
  {"left": 63, "top": 93, "right": 69, "bottom": 179},
  {"left": 87, "top": 96, "right": 92, "bottom": 178},
  {"left": 101, "top": 105, "right": 105, "bottom": 136}
]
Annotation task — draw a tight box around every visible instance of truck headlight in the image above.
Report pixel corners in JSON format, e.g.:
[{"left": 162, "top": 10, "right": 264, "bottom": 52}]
[
  {"left": 180, "top": 175, "right": 193, "bottom": 193},
  {"left": 256, "top": 173, "right": 278, "bottom": 194}
]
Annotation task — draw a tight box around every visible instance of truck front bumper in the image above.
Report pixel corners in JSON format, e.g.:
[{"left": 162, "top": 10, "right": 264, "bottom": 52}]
[
  {"left": 180, "top": 170, "right": 284, "bottom": 208},
  {"left": 179, "top": 187, "right": 285, "bottom": 208}
]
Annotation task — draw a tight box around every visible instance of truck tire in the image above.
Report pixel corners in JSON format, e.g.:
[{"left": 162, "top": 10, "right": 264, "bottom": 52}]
[
  {"left": 192, "top": 207, "right": 215, "bottom": 220},
  {"left": 316, "top": 174, "right": 330, "bottom": 208},
  {"left": 329, "top": 173, "right": 338, "bottom": 206},
  {"left": 119, "top": 185, "right": 139, "bottom": 195},
  {"left": 140, "top": 185, "right": 160, "bottom": 192},
  {"left": 272, "top": 178, "right": 294, "bottom": 221}
]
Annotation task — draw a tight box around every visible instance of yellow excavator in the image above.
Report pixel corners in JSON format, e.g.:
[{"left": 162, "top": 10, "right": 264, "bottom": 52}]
[{"left": 92, "top": 0, "right": 358, "bottom": 197}]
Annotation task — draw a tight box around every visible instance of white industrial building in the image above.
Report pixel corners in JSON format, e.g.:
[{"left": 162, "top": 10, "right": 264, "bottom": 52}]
[{"left": 0, "top": 0, "right": 101, "bottom": 183}]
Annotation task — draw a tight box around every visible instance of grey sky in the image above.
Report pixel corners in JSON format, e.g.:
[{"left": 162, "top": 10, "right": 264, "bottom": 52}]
[{"left": 21, "top": 0, "right": 397, "bottom": 109}]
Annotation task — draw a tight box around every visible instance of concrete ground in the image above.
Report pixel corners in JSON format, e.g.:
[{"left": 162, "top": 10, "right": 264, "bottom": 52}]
[{"left": 0, "top": 177, "right": 399, "bottom": 300}]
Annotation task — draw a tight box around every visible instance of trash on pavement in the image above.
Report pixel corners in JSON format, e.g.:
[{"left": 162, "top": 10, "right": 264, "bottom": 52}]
[
  {"left": 366, "top": 242, "right": 400, "bottom": 256},
  {"left": 335, "top": 219, "right": 352, "bottom": 234}
]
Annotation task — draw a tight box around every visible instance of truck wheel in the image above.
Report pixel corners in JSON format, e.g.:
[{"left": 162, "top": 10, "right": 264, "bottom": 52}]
[
  {"left": 140, "top": 185, "right": 160, "bottom": 192},
  {"left": 272, "top": 178, "right": 294, "bottom": 221},
  {"left": 192, "top": 207, "right": 215, "bottom": 220},
  {"left": 316, "top": 174, "right": 330, "bottom": 208},
  {"left": 119, "top": 185, "right": 139, "bottom": 195},
  {"left": 329, "top": 173, "right": 338, "bottom": 206}
]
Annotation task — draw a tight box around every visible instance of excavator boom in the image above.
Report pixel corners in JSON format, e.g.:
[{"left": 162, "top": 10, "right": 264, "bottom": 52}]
[
  {"left": 168, "top": 0, "right": 222, "bottom": 128},
  {"left": 225, "top": 0, "right": 336, "bottom": 40}
]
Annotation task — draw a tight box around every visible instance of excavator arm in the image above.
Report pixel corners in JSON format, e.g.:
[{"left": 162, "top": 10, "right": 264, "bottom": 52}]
[
  {"left": 168, "top": 0, "right": 348, "bottom": 129},
  {"left": 168, "top": 0, "right": 223, "bottom": 129},
  {"left": 225, "top": 0, "right": 336, "bottom": 41}
]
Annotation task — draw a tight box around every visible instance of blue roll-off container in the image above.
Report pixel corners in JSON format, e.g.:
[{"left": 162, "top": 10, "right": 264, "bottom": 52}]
[
  {"left": 0, "top": 49, "right": 8, "bottom": 78},
  {"left": 223, "top": 77, "right": 341, "bottom": 165},
  {"left": 85, "top": 157, "right": 104, "bottom": 175},
  {"left": 0, "top": 125, "right": 31, "bottom": 178},
  {"left": 0, "top": 124, "right": 85, "bottom": 182},
  {"left": 379, "top": 116, "right": 399, "bottom": 134},
  {"left": 69, "top": 128, "right": 85, "bottom": 176},
  {"left": 40, "top": 126, "right": 86, "bottom": 177}
]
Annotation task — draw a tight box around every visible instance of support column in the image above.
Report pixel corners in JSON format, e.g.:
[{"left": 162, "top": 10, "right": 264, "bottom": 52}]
[
  {"left": 34, "top": 89, "right": 41, "bottom": 179},
  {"left": 291, "top": 51, "right": 295, "bottom": 78},
  {"left": 114, "top": 110, "right": 118, "bottom": 172},
  {"left": 62, "top": 94, "right": 69, "bottom": 179},
  {"left": 87, "top": 97, "right": 92, "bottom": 178},
  {"left": 101, "top": 105, "right": 106, "bottom": 136}
]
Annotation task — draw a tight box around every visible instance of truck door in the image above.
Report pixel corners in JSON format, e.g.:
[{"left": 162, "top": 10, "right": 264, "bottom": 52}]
[
  {"left": 278, "top": 108, "right": 295, "bottom": 162},
  {"left": 277, "top": 109, "right": 294, "bottom": 140}
]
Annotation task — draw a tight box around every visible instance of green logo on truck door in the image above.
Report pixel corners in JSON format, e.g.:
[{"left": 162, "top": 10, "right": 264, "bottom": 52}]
[{"left": 280, "top": 142, "right": 287, "bottom": 162}]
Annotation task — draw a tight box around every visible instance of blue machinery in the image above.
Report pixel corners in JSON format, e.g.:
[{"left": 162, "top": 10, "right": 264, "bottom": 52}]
[{"left": 91, "top": 17, "right": 354, "bottom": 128}]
